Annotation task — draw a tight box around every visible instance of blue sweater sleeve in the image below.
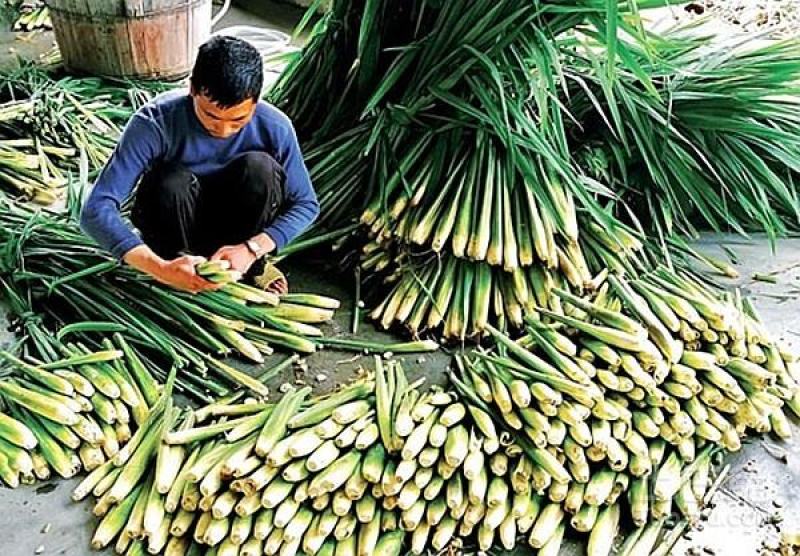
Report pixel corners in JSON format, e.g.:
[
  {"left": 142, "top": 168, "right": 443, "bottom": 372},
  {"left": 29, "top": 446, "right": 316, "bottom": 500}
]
[
  {"left": 263, "top": 116, "right": 320, "bottom": 250},
  {"left": 80, "top": 111, "right": 164, "bottom": 259}
]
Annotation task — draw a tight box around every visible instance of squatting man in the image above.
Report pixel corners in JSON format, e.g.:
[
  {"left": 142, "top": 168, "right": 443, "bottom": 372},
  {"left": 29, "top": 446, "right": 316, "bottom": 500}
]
[{"left": 81, "top": 36, "right": 319, "bottom": 293}]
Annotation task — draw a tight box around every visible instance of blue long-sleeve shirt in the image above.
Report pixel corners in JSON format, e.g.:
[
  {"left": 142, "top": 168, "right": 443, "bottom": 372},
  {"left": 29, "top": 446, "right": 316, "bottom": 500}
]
[{"left": 80, "top": 90, "right": 319, "bottom": 259}]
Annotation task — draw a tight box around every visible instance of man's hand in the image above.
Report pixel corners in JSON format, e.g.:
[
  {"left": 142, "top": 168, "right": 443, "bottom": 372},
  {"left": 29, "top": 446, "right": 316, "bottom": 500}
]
[
  {"left": 155, "top": 255, "right": 221, "bottom": 293},
  {"left": 210, "top": 244, "right": 258, "bottom": 275},
  {"left": 124, "top": 246, "right": 219, "bottom": 294}
]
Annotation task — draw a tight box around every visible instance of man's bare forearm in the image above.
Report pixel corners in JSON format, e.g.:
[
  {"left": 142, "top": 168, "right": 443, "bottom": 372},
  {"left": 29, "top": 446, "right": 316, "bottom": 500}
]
[
  {"left": 123, "top": 244, "right": 166, "bottom": 275},
  {"left": 123, "top": 245, "right": 218, "bottom": 293}
]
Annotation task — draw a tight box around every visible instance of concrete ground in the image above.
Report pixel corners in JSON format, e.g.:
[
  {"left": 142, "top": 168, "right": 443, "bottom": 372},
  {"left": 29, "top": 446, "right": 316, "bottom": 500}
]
[
  {"left": 667, "top": 237, "right": 800, "bottom": 556},
  {"left": 0, "top": 3, "right": 798, "bottom": 556}
]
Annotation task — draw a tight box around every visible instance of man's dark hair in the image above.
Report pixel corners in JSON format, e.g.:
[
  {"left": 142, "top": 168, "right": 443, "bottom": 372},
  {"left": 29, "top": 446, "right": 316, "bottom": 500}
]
[{"left": 191, "top": 36, "right": 263, "bottom": 107}]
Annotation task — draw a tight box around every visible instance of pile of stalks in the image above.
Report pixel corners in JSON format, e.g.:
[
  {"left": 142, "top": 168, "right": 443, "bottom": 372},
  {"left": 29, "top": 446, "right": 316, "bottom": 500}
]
[
  {"left": 454, "top": 269, "right": 800, "bottom": 552},
  {"left": 271, "top": 0, "right": 800, "bottom": 340},
  {"left": 71, "top": 335, "right": 795, "bottom": 556},
  {"left": 76, "top": 361, "right": 583, "bottom": 556},
  {"left": 0, "top": 195, "right": 794, "bottom": 554},
  {"left": 0, "top": 195, "right": 350, "bottom": 402},
  {"left": 0, "top": 329, "right": 157, "bottom": 488},
  {"left": 0, "top": 63, "right": 169, "bottom": 202}
]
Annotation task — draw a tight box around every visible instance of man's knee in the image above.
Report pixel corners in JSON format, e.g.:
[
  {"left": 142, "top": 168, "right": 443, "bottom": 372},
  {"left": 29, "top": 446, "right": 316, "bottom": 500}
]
[
  {"left": 233, "top": 151, "right": 281, "bottom": 174},
  {"left": 140, "top": 163, "right": 198, "bottom": 204},
  {"left": 230, "top": 152, "right": 286, "bottom": 196}
]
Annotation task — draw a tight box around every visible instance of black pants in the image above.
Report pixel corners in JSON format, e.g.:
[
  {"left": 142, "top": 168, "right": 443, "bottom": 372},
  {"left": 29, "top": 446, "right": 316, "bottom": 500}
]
[{"left": 131, "top": 152, "right": 286, "bottom": 259}]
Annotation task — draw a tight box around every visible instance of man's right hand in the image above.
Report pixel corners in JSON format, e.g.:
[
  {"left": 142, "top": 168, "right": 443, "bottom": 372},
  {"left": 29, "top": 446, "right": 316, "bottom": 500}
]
[
  {"left": 153, "top": 255, "right": 222, "bottom": 293},
  {"left": 123, "top": 245, "right": 220, "bottom": 294}
]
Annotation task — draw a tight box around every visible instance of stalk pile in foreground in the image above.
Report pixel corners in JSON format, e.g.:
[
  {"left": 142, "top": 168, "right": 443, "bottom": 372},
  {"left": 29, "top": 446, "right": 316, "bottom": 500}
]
[
  {"left": 0, "top": 196, "right": 347, "bottom": 401},
  {"left": 0, "top": 326, "right": 158, "bottom": 488},
  {"left": 76, "top": 318, "right": 798, "bottom": 556}
]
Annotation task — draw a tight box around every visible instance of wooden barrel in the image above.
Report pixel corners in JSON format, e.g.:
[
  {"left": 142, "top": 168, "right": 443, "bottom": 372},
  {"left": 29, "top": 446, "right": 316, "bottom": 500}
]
[{"left": 43, "top": 0, "right": 214, "bottom": 80}]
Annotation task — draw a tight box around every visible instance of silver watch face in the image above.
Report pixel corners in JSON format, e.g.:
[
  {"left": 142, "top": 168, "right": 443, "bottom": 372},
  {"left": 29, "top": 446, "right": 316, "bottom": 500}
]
[{"left": 247, "top": 240, "right": 261, "bottom": 256}]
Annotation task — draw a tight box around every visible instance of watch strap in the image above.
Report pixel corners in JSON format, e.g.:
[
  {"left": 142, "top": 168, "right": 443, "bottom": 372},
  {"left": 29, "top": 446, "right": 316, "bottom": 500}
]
[{"left": 245, "top": 239, "right": 265, "bottom": 258}]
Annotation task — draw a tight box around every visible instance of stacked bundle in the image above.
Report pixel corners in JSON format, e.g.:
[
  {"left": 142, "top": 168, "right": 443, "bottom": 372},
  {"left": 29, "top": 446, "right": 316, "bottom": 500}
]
[
  {"left": 451, "top": 270, "right": 799, "bottom": 552},
  {"left": 73, "top": 364, "right": 556, "bottom": 555},
  {"left": 272, "top": 0, "right": 800, "bottom": 339},
  {"left": 0, "top": 337, "right": 157, "bottom": 488},
  {"left": 72, "top": 358, "right": 744, "bottom": 556},
  {"left": 0, "top": 64, "right": 168, "bottom": 201},
  {"left": 273, "top": 0, "right": 633, "bottom": 339}
]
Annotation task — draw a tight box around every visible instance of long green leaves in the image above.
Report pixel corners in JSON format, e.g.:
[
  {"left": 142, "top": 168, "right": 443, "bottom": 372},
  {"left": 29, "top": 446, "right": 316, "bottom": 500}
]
[
  {"left": 0, "top": 196, "right": 340, "bottom": 400},
  {"left": 272, "top": 0, "right": 800, "bottom": 338}
]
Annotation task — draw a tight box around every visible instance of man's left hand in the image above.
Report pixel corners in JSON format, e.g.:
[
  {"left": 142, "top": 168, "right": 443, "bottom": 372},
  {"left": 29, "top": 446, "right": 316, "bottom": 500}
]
[{"left": 210, "top": 244, "right": 258, "bottom": 274}]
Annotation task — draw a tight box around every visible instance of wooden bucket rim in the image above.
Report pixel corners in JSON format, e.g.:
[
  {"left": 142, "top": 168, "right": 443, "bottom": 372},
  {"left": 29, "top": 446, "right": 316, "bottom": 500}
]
[{"left": 45, "top": 0, "right": 210, "bottom": 20}]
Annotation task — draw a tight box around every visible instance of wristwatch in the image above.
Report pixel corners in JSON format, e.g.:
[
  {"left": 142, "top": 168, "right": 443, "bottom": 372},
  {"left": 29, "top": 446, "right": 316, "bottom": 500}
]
[{"left": 245, "top": 238, "right": 267, "bottom": 259}]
